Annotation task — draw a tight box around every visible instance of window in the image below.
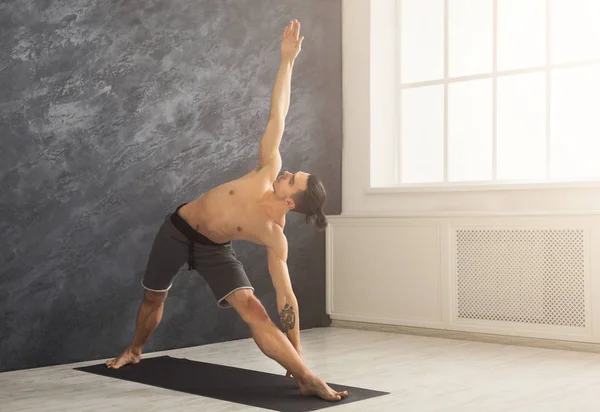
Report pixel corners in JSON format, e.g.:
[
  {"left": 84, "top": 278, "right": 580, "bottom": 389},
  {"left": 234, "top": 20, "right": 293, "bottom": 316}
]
[{"left": 395, "top": 0, "right": 600, "bottom": 187}]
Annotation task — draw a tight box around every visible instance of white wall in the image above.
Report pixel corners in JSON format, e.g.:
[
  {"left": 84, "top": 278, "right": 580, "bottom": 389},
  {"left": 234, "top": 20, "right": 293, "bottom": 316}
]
[
  {"left": 336, "top": 0, "right": 600, "bottom": 343},
  {"left": 327, "top": 214, "right": 600, "bottom": 343},
  {"left": 342, "top": 0, "right": 600, "bottom": 216}
]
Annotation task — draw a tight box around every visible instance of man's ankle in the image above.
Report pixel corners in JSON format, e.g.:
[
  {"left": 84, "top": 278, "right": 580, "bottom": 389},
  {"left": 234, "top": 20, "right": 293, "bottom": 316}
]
[
  {"left": 294, "top": 369, "right": 314, "bottom": 384},
  {"left": 127, "top": 346, "right": 143, "bottom": 356}
]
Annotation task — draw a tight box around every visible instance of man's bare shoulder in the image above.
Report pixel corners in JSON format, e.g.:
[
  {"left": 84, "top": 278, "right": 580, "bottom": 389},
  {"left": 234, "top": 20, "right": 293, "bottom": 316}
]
[{"left": 261, "top": 221, "right": 287, "bottom": 249}]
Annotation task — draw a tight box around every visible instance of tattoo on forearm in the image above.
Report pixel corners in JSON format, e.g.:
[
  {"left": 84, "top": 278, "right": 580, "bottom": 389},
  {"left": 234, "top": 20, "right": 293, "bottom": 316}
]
[{"left": 279, "top": 303, "right": 296, "bottom": 332}]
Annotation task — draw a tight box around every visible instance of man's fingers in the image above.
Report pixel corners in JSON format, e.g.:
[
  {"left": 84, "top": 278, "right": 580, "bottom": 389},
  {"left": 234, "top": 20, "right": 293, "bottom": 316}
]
[
  {"left": 295, "top": 19, "right": 300, "bottom": 39},
  {"left": 283, "top": 19, "right": 301, "bottom": 41}
]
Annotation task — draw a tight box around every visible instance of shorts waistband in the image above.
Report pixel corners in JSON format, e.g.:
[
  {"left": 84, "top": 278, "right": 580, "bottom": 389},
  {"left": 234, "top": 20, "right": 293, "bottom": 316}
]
[{"left": 170, "top": 203, "right": 230, "bottom": 246}]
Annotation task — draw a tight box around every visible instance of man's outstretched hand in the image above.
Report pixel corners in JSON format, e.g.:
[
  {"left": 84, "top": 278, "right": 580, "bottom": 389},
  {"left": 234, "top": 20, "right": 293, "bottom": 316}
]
[{"left": 281, "top": 19, "right": 304, "bottom": 62}]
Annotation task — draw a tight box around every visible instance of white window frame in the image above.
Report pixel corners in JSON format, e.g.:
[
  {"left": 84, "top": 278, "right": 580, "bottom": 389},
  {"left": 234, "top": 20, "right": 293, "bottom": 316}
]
[{"left": 386, "top": 0, "right": 600, "bottom": 193}]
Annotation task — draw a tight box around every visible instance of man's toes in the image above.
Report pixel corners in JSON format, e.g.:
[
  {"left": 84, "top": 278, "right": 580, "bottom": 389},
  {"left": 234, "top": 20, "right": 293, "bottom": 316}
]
[{"left": 107, "top": 359, "right": 121, "bottom": 369}]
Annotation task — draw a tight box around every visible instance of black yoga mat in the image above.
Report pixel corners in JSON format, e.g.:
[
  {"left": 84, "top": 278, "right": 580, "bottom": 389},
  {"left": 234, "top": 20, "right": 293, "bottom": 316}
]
[{"left": 76, "top": 355, "right": 389, "bottom": 411}]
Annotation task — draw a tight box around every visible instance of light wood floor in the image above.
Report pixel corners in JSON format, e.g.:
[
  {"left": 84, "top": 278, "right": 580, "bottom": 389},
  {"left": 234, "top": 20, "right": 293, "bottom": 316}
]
[{"left": 2, "top": 327, "right": 600, "bottom": 411}]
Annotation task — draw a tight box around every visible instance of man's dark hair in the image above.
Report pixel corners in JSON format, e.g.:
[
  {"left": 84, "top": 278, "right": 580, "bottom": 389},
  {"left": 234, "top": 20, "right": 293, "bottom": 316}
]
[{"left": 292, "top": 174, "right": 328, "bottom": 231}]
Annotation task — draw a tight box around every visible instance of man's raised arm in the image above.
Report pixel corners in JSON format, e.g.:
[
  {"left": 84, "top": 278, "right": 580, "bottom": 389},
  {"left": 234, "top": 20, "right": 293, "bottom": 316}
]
[{"left": 256, "top": 20, "right": 304, "bottom": 176}]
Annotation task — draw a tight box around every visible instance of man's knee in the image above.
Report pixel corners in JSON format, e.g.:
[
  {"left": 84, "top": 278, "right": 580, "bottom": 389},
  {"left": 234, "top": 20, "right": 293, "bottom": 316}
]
[
  {"left": 227, "top": 290, "right": 270, "bottom": 326},
  {"left": 143, "top": 289, "right": 167, "bottom": 307}
]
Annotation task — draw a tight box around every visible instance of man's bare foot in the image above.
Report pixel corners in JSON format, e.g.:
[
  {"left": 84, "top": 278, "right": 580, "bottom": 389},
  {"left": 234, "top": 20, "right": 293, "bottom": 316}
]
[
  {"left": 105, "top": 348, "right": 141, "bottom": 369},
  {"left": 297, "top": 373, "right": 349, "bottom": 402}
]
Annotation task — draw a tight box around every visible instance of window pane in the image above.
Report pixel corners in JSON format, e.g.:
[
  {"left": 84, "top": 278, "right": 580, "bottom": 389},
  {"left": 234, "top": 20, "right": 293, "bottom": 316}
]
[
  {"left": 449, "top": 0, "right": 493, "bottom": 78},
  {"left": 497, "top": 0, "right": 546, "bottom": 71},
  {"left": 552, "top": 0, "right": 600, "bottom": 64},
  {"left": 400, "top": 86, "right": 444, "bottom": 183},
  {"left": 400, "top": 0, "right": 444, "bottom": 84},
  {"left": 550, "top": 64, "right": 600, "bottom": 179},
  {"left": 448, "top": 79, "right": 493, "bottom": 181},
  {"left": 497, "top": 73, "right": 546, "bottom": 180}
]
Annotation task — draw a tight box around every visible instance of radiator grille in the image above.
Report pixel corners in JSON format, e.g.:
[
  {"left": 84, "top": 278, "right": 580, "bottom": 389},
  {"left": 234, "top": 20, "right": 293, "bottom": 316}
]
[{"left": 456, "top": 229, "right": 585, "bottom": 328}]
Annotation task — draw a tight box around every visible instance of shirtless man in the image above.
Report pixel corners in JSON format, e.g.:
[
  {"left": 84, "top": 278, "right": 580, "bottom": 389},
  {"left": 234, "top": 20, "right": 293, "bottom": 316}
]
[{"left": 106, "top": 20, "right": 348, "bottom": 402}]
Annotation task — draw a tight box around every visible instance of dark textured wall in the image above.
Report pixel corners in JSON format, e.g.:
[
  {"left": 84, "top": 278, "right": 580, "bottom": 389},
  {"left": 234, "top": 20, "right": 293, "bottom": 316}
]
[{"left": 0, "top": 0, "right": 341, "bottom": 372}]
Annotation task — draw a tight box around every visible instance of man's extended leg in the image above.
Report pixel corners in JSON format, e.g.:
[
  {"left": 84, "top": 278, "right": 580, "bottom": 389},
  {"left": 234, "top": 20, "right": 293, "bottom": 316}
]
[
  {"left": 106, "top": 290, "right": 167, "bottom": 369},
  {"left": 226, "top": 289, "right": 348, "bottom": 402}
]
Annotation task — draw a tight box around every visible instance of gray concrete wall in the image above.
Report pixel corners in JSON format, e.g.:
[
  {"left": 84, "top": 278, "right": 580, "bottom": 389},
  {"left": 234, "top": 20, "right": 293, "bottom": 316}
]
[{"left": 0, "top": 0, "right": 341, "bottom": 372}]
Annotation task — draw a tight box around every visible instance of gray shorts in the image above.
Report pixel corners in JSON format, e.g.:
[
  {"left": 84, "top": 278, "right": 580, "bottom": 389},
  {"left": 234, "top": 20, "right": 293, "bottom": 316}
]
[{"left": 141, "top": 204, "right": 254, "bottom": 308}]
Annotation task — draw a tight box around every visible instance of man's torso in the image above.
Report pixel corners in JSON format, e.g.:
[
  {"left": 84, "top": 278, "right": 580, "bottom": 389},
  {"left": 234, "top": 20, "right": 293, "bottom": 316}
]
[{"left": 177, "top": 170, "right": 283, "bottom": 246}]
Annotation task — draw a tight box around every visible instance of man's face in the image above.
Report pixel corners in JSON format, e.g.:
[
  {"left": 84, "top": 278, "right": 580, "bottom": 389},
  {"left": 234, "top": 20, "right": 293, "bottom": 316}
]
[{"left": 274, "top": 171, "right": 309, "bottom": 201}]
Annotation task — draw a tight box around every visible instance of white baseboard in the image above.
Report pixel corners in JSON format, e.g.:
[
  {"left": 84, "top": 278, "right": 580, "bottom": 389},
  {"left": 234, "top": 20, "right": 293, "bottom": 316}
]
[{"left": 331, "top": 320, "right": 600, "bottom": 354}]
